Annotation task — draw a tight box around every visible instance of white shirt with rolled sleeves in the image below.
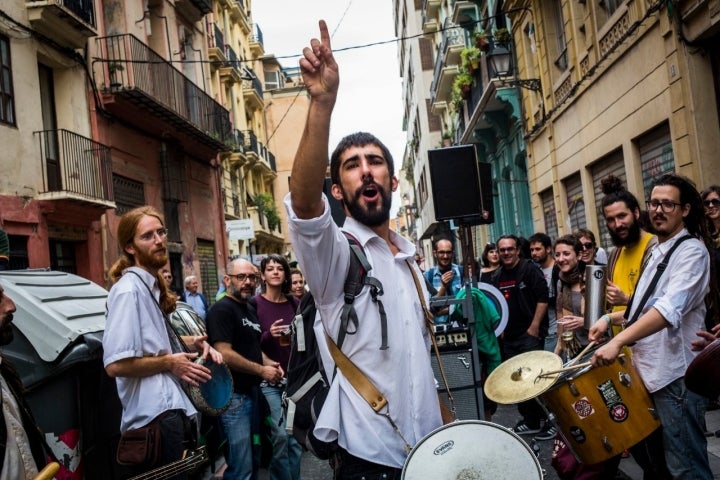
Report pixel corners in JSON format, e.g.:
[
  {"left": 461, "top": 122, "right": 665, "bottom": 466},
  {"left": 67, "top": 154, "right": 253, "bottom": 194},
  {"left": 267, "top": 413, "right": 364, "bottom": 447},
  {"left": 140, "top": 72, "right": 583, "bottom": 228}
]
[
  {"left": 628, "top": 228, "right": 709, "bottom": 393},
  {"left": 285, "top": 193, "right": 442, "bottom": 469}
]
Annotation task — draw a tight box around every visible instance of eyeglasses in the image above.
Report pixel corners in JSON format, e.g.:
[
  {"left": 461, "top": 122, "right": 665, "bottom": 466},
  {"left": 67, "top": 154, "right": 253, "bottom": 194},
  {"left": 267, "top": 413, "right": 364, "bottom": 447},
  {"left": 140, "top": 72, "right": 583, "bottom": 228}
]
[
  {"left": 498, "top": 247, "right": 516, "bottom": 253},
  {"left": 436, "top": 250, "right": 453, "bottom": 256},
  {"left": 229, "top": 273, "right": 258, "bottom": 283},
  {"left": 646, "top": 200, "right": 683, "bottom": 213},
  {"left": 581, "top": 242, "right": 595, "bottom": 250},
  {"left": 704, "top": 198, "right": 720, "bottom": 209},
  {"left": 137, "top": 228, "right": 168, "bottom": 242}
]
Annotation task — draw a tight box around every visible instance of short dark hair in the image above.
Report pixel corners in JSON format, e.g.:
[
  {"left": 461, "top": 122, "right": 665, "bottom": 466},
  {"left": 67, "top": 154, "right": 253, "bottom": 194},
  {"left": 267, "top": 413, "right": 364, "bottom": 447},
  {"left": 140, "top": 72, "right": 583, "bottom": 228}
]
[
  {"left": 260, "top": 254, "right": 292, "bottom": 294},
  {"left": 651, "top": 173, "right": 707, "bottom": 239},
  {"left": 528, "top": 232, "right": 552, "bottom": 249},
  {"left": 481, "top": 242, "right": 497, "bottom": 267},
  {"left": 329, "top": 132, "right": 395, "bottom": 186},
  {"left": 496, "top": 234, "right": 519, "bottom": 247},
  {"left": 573, "top": 228, "right": 596, "bottom": 245},
  {"left": 554, "top": 234, "right": 582, "bottom": 254}
]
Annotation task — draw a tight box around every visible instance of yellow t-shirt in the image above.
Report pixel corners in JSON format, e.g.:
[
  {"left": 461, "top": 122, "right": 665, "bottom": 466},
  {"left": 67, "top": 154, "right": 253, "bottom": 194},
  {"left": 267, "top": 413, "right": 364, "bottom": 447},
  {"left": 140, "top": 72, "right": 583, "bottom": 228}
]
[{"left": 609, "top": 232, "right": 655, "bottom": 314}]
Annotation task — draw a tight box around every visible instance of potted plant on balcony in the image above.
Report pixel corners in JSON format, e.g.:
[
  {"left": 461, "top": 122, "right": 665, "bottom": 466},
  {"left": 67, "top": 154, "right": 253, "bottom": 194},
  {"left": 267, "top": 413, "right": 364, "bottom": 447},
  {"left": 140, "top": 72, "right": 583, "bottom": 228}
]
[
  {"left": 460, "top": 46, "right": 482, "bottom": 74},
  {"left": 493, "top": 28, "right": 511, "bottom": 45},
  {"left": 474, "top": 31, "right": 491, "bottom": 52},
  {"left": 441, "top": 130, "right": 453, "bottom": 147},
  {"left": 450, "top": 87, "right": 464, "bottom": 114},
  {"left": 252, "top": 192, "right": 281, "bottom": 231},
  {"left": 453, "top": 71, "right": 474, "bottom": 100}
]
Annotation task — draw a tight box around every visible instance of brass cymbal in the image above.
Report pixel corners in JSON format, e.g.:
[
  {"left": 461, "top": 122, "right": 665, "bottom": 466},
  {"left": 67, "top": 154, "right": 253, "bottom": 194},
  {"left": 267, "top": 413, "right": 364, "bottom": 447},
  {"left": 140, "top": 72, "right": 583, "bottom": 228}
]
[{"left": 485, "top": 350, "right": 563, "bottom": 404}]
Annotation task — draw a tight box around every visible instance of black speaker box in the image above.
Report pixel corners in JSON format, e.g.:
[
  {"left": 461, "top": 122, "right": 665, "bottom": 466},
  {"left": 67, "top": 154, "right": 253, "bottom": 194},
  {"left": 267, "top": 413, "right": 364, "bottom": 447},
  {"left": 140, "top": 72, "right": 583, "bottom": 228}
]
[
  {"left": 428, "top": 145, "right": 494, "bottom": 225},
  {"left": 431, "top": 348, "right": 482, "bottom": 420}
]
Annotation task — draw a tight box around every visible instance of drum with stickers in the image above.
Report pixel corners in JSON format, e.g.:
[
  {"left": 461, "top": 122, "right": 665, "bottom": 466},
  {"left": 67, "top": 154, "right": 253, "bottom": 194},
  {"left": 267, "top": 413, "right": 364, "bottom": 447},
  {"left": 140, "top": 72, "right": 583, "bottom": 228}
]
[
  {"left": 402, "top": 420, "right": 542, "bottom": 479},
  {"left": 541, "top": 348, "right": 660, "bottom": 464}
]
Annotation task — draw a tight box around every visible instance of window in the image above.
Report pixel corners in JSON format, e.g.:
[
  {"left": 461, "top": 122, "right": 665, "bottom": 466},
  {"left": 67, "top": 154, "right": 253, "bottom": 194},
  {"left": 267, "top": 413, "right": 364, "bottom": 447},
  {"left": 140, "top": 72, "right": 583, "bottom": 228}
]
[
  {"left": 112, "top": 174, "right": 145, "bottom": 215},
  {"left": 0, "top": 35, "right": 16, "bottom": 125},
  {"left": 264, "top": 70, "right": 281, "bottom": 90},
  {"left": 552, "top": 0, "right": 568, "bottom": 71},
  {"left": 540, "top": 188, "right": 558, "bottom": 240},
  {"left": 564, "top": 174, "right": 586, "bottom": 231},
  {"left": 600, "top": 0, "right": 623, "bottom": 15},
  {"left": 638, "top": 124, "right": 674, "bottom": 200}
]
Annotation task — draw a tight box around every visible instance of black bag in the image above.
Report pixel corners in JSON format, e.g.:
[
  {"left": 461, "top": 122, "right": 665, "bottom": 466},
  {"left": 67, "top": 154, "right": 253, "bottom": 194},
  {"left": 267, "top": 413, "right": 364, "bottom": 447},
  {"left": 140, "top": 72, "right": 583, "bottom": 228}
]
[
  {"left": 116, "top": 418, "right": 162, "bottom": 466},
  {"left": 284, "top": 232, "right": 385, "bottom": 459}
]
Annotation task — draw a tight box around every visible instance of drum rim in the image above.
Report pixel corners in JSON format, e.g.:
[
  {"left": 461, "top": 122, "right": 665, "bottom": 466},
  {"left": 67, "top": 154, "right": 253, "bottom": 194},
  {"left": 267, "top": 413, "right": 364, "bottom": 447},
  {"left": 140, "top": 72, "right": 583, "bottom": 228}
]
[
  {"left": 185, "top": 358, "right": 234, "bottom": 416},
  {"left": 475, "top": 282, "right": 508, "bottom": 337},
  {"left": 402, "top": 420, "right": 542, "bottom": 479}
]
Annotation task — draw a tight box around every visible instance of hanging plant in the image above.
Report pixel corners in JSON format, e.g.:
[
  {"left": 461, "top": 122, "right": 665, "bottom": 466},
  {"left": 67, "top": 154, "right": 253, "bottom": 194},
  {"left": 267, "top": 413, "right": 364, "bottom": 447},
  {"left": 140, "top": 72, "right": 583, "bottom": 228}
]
[
  {"left": 252, "top": 192, "right": 281, "bottom": 231},
  {"left": 460, "top": 47, "right": 482, "bottom": 74},
  {"left": 493, "top": 28, "right": 511, "bottom": 44},
  {"left": 474, "top": 31, "right": 491, "bottom": 52}
]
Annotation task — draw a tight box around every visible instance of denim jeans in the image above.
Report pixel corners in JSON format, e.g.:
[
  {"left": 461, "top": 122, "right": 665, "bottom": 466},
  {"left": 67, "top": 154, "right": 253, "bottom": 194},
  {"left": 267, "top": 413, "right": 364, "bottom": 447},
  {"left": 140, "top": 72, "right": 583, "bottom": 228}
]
[
  {"left": 220, "top": 392, "right": 256, "bottom": 480},
  {"left": 652, "top": 377, "right": 712, "bottom": 480},
  {"left": 262, "top": 384, "right": 303, "bottom": 480}
]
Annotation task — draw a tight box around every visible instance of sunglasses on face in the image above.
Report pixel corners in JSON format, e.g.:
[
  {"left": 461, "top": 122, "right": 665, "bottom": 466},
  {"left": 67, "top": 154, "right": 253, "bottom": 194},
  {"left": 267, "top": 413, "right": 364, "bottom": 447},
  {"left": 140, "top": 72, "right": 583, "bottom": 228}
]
[
  {"left": 581, "top": 242, "right": 595, "bottom": 250},
  {"left": 704, "top": 198, "right": 720, "bottom": 208}
]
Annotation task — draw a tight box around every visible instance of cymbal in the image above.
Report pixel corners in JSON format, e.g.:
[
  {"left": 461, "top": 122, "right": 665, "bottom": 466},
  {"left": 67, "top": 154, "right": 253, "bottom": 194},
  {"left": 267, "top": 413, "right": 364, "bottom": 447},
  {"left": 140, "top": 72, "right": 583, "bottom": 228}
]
[{"left": 485, "top": 350, "right": 563, "bottom": 404}]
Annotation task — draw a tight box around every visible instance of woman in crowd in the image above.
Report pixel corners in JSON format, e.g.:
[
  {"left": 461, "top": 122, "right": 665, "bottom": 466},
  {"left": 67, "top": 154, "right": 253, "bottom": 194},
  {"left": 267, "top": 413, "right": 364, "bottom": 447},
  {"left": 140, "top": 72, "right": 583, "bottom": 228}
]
[
  {"left": 573, "top": 228, "right": 605, "bottom": 265},
  {"left": 289, "top": 268, "right": 306, "bottom": 301},
  {"left": 702, "top": 185, "right": 720, "bottom": 247},
  {"left": 255, "top": 254, "right": 302, "bottom": 480},
  {"left": 479, "top": 242, "right": 500, "bottom": 283}
]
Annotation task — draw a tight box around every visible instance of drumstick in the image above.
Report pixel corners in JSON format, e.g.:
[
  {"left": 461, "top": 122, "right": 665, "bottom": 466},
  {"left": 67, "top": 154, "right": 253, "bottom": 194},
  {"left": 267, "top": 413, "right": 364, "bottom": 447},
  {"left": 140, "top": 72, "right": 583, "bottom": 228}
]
[
  {"left": 565, "top": 341, "right": 596, "bottom": 368},
  {"left": 33, "top": 462, "right": 59, "bottom": 480},
  {"left": 538, "top": 353, "right": 626, "bottom": 378}
]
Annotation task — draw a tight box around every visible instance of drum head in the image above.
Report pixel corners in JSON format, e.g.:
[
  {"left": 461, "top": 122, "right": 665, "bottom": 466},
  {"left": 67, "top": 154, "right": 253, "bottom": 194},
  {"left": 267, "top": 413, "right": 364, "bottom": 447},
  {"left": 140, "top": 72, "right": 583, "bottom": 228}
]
[
  {"left": 402, "top": 421, "right": 542, "bottom": 480},
  {"left": 476, "top": 282, "right": 508, "bottom": 336},
  {"left": 197, "top": 359, "right": 233, "bottom": 413}
]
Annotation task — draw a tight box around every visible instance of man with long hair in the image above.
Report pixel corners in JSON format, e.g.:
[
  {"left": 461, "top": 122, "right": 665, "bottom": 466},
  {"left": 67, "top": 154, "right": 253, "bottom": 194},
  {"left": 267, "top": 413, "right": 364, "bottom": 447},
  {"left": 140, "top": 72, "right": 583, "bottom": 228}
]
[
  {"left": 103, "top": 206, "right": 220, "bottom": 478},
  {"left": 590, "top": 174, "right": 713, "bottom": 479}
]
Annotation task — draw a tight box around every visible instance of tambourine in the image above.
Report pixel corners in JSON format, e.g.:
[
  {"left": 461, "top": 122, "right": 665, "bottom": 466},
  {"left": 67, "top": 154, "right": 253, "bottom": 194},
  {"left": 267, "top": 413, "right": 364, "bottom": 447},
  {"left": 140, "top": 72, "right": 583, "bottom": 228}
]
[{"left": 183, "top": 357, "right": 233, "bottom": 416}]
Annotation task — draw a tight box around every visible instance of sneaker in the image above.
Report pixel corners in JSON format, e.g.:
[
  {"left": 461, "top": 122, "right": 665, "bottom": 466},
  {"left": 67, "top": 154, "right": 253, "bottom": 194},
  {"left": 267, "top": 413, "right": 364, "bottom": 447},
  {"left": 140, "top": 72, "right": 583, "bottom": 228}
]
[
  {"left": 534, "top": 424, "right": 558, "bottom": 441},
  {"left": 513, "top": 421, "right": 542, "bottom": 435}
]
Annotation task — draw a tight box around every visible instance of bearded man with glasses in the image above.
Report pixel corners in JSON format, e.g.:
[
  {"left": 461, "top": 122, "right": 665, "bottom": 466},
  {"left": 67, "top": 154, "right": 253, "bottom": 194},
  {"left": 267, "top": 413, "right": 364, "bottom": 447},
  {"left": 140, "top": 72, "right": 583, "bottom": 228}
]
[
  {"left": 590, "top": 173, "right": 714, "bottom": 479},
  {"left": 206, "top": 258, "right": 284, "bottom": 479}
]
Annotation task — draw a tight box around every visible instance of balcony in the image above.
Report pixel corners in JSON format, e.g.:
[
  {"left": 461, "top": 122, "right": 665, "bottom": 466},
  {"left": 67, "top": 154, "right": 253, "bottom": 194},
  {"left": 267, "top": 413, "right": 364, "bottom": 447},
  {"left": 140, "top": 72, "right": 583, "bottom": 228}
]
[
  {"left": 175, "top": 0, "right": 211, "bottom": 21},
  {"left": 94, "top": 34, "right": 232, "bottom": 158},
  {"left": 440, "top": 21, "right": 465, "bottom": 69},
  {"left": 242, "top": 130, "right": 276, "bottom": 175},
  {"left": 249, "top": 23, "right": 264, "bottom": 57},
  {"left": 26, "top": 0, "right": 97, "bottom": 49},
  {"left": 208, "top": 23, "right": 227, "bottom": 70},
  {"left": 229, "top": 0, "right": 251, "bottom": 33},
  {"left": 248, "top": 206, "right": 283, "bottom": 242},
  {"left": 34, "top": 129, "right": 114, "bottom": 208},
  {"left": 242, "top": 68, "right": 264, "bottom": 110},
  {"left": 423, "top": 0, "right": 441, "bottom": 20},
  {"left": 430, "top": 62, "right": 459, "bottom": 105},
  {"left": 422, "top": 13, "right": 439, "bottom": 35},
  {"left": 452, "top": 1, "right": 477, "bottom": 26},
  {"left": 226, "top": 129, "right": 247, "bottom": 165},
  {"left": 220, "top": 45, "right": 242, "bottom": 84}
]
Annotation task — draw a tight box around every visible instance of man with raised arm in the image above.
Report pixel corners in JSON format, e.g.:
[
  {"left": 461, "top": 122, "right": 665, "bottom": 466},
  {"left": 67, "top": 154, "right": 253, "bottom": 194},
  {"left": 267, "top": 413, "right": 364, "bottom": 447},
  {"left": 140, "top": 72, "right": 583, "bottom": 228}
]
[{"left": 284, "top": 20, "right": 441, "bottom": 479}]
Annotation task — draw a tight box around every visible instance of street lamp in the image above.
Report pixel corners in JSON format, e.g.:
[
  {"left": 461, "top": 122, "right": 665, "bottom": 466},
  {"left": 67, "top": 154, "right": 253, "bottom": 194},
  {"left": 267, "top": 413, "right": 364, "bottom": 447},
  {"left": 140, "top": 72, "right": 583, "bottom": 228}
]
[{"left": 488, "top": 43, "right": 541, "bottom": 92}]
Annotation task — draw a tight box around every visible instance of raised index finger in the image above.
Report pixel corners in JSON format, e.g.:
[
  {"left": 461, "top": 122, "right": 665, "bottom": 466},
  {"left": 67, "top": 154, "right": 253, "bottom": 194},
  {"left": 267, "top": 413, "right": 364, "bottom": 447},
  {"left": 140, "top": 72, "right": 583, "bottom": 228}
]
[{"left": 318, "top": 19, "right": 331, "bottom": 50}]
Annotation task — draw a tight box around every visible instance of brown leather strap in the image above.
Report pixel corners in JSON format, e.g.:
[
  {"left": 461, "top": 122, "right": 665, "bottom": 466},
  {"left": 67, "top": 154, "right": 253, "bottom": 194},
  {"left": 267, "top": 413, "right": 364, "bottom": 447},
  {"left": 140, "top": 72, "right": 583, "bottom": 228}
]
[
  {"left": 325, "top": 334, "right": 387, "bottom": 412},
  {"left": 405, "top": 260, "right": 456, "bottom": 420}
]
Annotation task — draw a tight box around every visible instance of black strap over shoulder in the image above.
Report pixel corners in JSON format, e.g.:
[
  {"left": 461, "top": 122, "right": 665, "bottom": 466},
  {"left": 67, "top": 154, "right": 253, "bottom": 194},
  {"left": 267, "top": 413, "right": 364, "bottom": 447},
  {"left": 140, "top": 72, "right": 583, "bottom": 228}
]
[
  {"left": 337, "top": 232, "right": 388, "bottom": 350},
  {"left": 624, "top": 234, "right": 693, "bottom": 327}
]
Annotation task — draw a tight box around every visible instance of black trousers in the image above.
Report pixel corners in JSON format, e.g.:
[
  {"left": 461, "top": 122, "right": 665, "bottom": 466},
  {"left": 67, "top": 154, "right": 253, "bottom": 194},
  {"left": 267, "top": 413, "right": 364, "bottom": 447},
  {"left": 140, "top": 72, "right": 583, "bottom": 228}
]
[{"left": 331, "top": 448, "right": 403, "bottom": 480}]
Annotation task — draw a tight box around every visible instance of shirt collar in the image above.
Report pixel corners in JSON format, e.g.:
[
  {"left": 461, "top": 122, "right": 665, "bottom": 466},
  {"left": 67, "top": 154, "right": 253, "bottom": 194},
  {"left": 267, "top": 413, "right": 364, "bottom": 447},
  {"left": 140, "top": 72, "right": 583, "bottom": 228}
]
[{"left": 342, "top": 217, "right": 415, "bottom": 259}]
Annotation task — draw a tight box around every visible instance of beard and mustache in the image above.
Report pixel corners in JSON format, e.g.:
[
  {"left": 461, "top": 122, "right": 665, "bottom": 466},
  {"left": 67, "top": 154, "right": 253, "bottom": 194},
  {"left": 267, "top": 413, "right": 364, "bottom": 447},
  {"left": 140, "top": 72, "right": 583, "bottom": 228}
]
[
  {"left": 609, "top": 217, "right": 642, "bottom": 247},
  {"left": 0, "top": 313, "right": 13, "bottom": 346},
  {"left": 340, "top": 178, "right": 392, "bottom": 227}
]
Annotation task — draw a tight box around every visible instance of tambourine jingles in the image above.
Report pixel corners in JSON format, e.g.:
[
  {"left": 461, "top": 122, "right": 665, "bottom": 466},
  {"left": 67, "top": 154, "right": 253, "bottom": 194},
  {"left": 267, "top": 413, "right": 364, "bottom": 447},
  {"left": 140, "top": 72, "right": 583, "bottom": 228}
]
[
  {"left": 685, "top": 337, "right": 720, "bottom": 400},
  {"left": 182, "top": 357, "right": 233, "bottom": 416}
]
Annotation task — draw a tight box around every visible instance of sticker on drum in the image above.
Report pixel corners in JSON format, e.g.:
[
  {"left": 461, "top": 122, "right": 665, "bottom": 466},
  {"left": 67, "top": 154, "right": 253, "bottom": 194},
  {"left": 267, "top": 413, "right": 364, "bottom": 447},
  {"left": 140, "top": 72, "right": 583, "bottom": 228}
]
[
  {"left": 609, "top": 403, "right": 629, "bottom": 422},
  {"left": 572, "top": 397, "right": 595, "bottom": 419},
  {"left": 402, "top": 420, "right": 542, "bottom": 480}
]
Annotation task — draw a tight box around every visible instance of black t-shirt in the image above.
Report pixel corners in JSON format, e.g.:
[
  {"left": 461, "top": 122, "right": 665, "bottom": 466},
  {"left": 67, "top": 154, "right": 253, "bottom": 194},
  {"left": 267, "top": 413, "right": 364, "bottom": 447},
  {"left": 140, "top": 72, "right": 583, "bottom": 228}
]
[
  {"left": 492, "top": 259, "right": 549, "bottom": 340},
  {"left": 206, "top": 296, "right": 263, "bottom": 394}
]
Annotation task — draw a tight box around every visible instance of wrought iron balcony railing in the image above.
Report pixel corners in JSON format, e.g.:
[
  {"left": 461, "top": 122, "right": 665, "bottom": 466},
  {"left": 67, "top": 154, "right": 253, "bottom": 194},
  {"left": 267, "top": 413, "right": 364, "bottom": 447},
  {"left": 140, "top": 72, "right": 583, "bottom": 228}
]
[
  {"left": 95, "top": 34, "right": 231, "bottom": 148},
  {"left": 34, "top": 129, "right": 113, "bottom": 204},
  {"left": 242, "top": 130, "right": 276, "bottom": 172}
]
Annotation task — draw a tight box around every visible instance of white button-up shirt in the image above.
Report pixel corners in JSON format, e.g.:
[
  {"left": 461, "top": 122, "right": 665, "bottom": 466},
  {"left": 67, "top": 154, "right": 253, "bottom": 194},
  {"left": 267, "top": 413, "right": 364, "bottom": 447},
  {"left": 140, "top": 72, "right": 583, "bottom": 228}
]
[
  {"left": 285, "top": 194, "right": 442, "bottom": 468},
  {"left": 628, "top": 228, "right": 709, "bottom": 392}
]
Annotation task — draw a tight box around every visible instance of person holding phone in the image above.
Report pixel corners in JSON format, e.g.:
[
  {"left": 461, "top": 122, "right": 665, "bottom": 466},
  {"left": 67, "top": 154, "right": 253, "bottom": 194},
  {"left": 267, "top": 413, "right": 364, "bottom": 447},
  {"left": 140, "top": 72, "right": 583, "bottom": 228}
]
[{"left": 254, "top": 253, "right": 302, "bottom": 480}]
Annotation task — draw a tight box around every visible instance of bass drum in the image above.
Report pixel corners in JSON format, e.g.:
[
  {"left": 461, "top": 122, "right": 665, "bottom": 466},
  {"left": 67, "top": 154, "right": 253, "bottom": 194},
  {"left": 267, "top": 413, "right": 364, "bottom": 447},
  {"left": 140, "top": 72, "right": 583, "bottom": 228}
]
[
  {"left": 183, "top": 357, "right": 234, "bottom": 416},
  {"left": 402, "top": 421, "right": 542, "bottom": 480}
]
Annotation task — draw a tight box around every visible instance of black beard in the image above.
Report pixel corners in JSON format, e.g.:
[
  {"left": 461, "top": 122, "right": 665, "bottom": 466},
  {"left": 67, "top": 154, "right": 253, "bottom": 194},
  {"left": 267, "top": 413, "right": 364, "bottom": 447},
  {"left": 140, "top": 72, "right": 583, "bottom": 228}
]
[
  {"left": 342, "top": 182, "right": 392, "bottom": 227},
  {"left": 609, "top": 219, "right": 641, "bottom": 247},
  {"left": 0, "top": 314, "right": 13, "bottom": 346}
]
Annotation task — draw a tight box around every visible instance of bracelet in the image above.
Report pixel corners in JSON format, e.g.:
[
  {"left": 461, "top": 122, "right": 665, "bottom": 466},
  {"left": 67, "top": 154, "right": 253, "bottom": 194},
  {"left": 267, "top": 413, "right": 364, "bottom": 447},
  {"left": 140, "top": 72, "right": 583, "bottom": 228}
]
[{"left": 600, "top": 314, "right": 611, "bottom": 326}]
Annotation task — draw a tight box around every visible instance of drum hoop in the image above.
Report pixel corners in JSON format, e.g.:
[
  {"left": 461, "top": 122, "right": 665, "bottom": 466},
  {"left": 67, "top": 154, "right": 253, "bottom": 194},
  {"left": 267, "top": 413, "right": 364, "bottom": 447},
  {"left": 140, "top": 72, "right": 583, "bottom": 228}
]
[
  {"left": 183, "top": 358, "right": 233, "bottom": 416},
  {"left": 476, "top": 282, "right": 508, "bottom": 337},
  {"left": 402, "top": 420, "right": 542, "bottom": 479}
]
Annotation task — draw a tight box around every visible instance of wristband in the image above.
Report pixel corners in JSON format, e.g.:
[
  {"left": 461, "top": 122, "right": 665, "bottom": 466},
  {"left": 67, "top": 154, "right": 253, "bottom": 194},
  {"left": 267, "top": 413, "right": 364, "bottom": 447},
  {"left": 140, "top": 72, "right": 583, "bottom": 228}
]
[{"left": 600, "top": 314, "right": 611, "bottom": 326}]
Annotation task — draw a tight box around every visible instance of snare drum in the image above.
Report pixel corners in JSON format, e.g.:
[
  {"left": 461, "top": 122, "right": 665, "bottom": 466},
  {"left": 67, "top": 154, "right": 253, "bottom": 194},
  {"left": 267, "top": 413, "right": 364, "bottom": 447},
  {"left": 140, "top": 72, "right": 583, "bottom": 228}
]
[
  {"left": 402, "top": 421, "right": 542, "bottom": 479},
  {"left": 542, "top": 349, "right": 660, "bottom": 464},
  {"left": 183, "top": 357, "right": 233, "bottom": 416}
]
